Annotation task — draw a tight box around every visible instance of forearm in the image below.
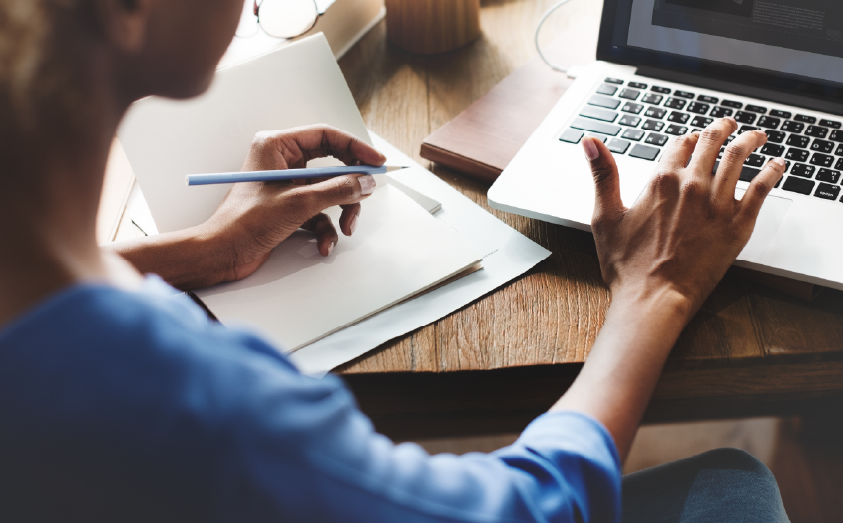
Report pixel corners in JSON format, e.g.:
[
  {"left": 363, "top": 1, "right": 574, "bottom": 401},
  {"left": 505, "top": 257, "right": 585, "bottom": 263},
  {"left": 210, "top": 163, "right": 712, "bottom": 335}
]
[
  {"left": 552, "top": 287, "right": 692, "bottom": 461},
  {"left": 102, "top": 225, "right": 227, "bottom": 290}
]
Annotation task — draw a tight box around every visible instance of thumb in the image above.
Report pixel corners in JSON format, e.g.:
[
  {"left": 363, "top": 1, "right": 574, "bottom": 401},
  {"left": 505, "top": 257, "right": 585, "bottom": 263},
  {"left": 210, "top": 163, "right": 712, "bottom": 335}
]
[
  {"left": 583, "top": 137, "right": 624, "bottom": 223},
  {"left": 292, "top": 174, "right": 377, "bottom": 218}
]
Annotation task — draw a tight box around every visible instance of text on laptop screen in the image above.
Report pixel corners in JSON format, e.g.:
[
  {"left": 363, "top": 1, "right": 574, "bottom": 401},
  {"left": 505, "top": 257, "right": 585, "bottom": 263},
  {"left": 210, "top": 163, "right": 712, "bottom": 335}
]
[{"left": 614, "top": 0, "right": 843, "bottom": 86}]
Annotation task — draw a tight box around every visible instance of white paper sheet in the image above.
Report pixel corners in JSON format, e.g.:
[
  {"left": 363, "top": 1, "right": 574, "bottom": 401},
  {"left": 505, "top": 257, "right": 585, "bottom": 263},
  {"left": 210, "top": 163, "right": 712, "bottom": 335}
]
[
  {"left": 194, "top": 181, "right": 481, "bottom": 351},
  {"left": 289, "top": 133, "right": 551, "bottom": 377}
]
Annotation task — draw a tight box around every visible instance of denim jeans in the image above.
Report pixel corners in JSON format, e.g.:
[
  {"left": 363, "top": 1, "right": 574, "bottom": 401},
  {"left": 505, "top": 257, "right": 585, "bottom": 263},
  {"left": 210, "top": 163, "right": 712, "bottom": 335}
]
[{"left": 622, "top": 448, "right": 790, "bottom": 522}]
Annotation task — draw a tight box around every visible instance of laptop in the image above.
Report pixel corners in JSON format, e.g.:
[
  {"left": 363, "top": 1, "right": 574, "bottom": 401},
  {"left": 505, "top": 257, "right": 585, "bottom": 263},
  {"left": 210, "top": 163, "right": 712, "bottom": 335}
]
[{"left": 489, "top": 0, "right": 843, "bottom": 290}]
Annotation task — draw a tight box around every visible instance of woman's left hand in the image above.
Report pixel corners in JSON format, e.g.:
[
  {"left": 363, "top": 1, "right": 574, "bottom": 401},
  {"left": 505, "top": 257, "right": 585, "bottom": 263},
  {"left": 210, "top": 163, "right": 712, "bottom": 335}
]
[{"left": 203, "top": 125, "right": 386, "bottom": 282}]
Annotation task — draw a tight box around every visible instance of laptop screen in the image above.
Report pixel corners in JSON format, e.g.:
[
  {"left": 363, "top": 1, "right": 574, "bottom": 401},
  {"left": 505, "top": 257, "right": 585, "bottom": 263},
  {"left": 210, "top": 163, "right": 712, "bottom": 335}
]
[{"left": 600, "top": 0, "right": 843, "bottom": 103}]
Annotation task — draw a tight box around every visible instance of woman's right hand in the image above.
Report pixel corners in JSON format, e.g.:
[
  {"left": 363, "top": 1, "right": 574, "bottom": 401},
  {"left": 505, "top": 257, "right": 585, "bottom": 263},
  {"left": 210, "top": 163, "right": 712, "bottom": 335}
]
[{"left": 584, "top": 117, "right": 786, "bottom": 319}]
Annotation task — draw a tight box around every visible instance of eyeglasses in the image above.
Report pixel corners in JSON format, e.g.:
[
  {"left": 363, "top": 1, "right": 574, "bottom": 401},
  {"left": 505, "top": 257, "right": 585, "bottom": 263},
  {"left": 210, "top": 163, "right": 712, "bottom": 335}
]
[{"left": 236, "top": 0, "right": 320, "bottom": 39}]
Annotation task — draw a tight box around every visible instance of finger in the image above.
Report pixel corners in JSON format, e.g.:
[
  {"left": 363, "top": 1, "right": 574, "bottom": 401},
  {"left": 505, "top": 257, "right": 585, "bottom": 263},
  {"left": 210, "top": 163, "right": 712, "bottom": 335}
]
[
  {"left": 583, "top": 137, "right": 625, "bottom": 226},
  {"left": 659, "top": 132, "right": 700, "bottom": 172},
  {"left": 277, "top": 125, "right": 386, "bottom": 167},
  {"left": 287, "top": 174, "right": 376, "bottom": 221},
  {"left": 301, "top": 212, "right": 339, "bottom": 257},
  {"left": 688, "top": 117, "right": 737, "bottom": 176},
  {"left": 714, "top": 130, "right": 768, "bottom": 200},
  {"left": 736, "top": 157, "right": 786, "bottom": 226},
  {"left": 339, "top": 203, "right": 361, "bottom": 236}
]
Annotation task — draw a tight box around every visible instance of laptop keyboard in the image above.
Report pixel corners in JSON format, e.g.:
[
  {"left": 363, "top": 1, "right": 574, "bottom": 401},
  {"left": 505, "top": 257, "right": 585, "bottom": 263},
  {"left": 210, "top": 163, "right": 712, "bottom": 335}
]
[{"left": 560, "top": 77, "right": 843, "bottom": 203}]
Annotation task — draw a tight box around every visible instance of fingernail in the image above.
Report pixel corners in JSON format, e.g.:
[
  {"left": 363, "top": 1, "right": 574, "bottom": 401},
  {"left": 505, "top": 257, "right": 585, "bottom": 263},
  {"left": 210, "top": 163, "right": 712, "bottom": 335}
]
[
  {"left": 582, "top": 137, "right": 599, "bottom": 161},
  {"left": 772, "top": 157, "right": 786, "bottom": 168},
  {"left": 359, "top": 175, "right": 376, "bottom": 195},
  {"left": 725, "top": 117, "right": 737, "bottom": 125},
  {"left": 350, "top": 214, "right": 358, "bottom": 235},
  {"left": 327, "top": 241, "right": 334, "bottom": 255}
]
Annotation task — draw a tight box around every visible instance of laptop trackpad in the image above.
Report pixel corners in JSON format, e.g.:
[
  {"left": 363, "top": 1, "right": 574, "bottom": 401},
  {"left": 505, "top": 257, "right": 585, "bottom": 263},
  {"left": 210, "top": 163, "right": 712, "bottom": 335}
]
[{"left": 736, "top": 189, "right": 792, "bottom": 261}]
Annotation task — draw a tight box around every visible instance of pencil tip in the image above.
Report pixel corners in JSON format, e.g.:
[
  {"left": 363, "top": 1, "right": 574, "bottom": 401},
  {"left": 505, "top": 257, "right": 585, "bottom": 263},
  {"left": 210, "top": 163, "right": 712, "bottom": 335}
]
[{"left": 385, "top": 165, "right": 410, "bottom": 172}]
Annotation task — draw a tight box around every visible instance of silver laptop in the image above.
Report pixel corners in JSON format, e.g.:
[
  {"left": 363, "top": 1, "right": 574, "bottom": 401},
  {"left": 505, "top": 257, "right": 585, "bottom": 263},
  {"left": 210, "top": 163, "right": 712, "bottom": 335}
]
[{"left": 489, "top": 0, "right": 843, "bottom": 290}]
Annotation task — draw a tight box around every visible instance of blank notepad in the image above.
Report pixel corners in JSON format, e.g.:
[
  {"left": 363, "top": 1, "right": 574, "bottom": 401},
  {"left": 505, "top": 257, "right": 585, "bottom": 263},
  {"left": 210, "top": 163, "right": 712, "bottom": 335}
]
[{"left": 195, "top": 181, "right": 481, "bottom": 351}]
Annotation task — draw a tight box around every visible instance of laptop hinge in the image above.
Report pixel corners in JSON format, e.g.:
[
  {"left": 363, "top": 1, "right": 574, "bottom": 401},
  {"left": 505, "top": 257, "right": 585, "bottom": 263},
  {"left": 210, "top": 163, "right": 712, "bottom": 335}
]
[{"left": 636, "top": 66, "right": 843, "bottom": 117}]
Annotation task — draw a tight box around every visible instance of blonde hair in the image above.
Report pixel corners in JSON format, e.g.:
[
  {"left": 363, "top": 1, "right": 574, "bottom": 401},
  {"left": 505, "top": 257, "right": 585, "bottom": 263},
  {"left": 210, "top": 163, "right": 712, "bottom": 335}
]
[{"left": 0, "top": 0, "right": 77, "bottom": 133}]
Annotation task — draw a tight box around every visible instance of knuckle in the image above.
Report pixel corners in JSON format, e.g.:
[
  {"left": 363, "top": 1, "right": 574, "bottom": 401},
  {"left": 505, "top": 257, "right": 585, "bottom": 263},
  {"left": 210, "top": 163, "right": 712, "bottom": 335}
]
[
  {"left": 700, "top": 128, "right": 724, "bottom": 144},
  {"left": 590, "top": 165, "right": 615, "bottom": 185},
  {"left": 680, "top": 179, "right": 704, "bottom": 200},
  {"left": 724, "top": 143, "right": 748, "bottom": 161},
  {"left": 335, "top": 177, "right": 356, "bottom": 200},
  {"left": 651, "top": 169, "right": 680, "bottom": 194},
  {"left": 673, "top": 134, "right": 694, "bottom": 149}
]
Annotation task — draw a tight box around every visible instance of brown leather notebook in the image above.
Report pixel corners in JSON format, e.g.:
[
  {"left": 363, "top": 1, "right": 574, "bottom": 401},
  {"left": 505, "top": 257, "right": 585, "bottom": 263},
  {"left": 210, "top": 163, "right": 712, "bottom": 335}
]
[
  {"left": 420, "top": 40, "right": 821, "bottom": 301},
  {"left": 420, "top": 40, "right": 581, "bottom": 183}
]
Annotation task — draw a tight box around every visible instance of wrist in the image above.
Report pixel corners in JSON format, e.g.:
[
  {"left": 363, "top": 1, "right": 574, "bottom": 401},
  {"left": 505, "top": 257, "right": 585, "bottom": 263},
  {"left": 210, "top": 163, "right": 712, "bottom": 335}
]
[{"left": 608, "top": 283, "right": 695, "bottom": 334}]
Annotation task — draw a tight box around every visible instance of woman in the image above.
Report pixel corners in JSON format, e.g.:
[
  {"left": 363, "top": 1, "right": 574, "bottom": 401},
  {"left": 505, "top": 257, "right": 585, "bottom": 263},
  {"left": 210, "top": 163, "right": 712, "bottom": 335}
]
[{"left": 0, "top": 0, "right": 789, "bottom": 521}]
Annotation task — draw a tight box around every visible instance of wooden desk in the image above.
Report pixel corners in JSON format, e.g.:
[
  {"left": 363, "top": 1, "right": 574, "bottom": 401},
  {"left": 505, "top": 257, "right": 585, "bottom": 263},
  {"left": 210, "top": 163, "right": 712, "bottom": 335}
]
[{"left": 333, "top": 0, "right": 843, "bottom": 439}]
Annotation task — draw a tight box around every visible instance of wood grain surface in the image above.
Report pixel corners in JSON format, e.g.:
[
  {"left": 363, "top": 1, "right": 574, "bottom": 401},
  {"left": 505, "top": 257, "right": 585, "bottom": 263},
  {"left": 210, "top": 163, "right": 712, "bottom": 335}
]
[{"left": 331, "top": 0, "right": 843, "bottom": 437}]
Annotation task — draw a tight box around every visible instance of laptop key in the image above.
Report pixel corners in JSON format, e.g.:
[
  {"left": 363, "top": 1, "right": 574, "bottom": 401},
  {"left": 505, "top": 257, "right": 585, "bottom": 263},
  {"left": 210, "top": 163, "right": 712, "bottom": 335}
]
[
  {"left": 816, "top": 168, "right": 841, "bottom": 184},
  {"left": 585, "top": 133, "right": 609, "bottom": 143},
  {"left": 622, "top": 129, "right": 645, "bottom": 141},
  {"left": 697, "top": 95, "right": 718, "bottom": 104},
  {"left": 651, "top": 86, "right": 671, "bottom": 94},
  {"left": 619, "top": 88, "right": 641, "bottom": 100},
  {"left": 786, "top": 148, "right": 809, "bottom": 162},
  {"left": 710, "top": 107, "right": 733, "bottom": 118},
  {"left": 769, "top": 109, "right": 792, "bottom": 119},
  {"left": 559, "top": 129, "right": 584, "bottom": 144},
  {"left": 836, "top": 144, "right": 843, "bottom": 156},
  {"left": 819, "top": 119, "right": 842, "bottom": 129},
  {"left": 765, "top": 130, "right": 786, "bottom": 143},
  {"left": 665, "top": 125, "right": 688, "bottom": 135},
  {"left": 608, "top": 138, "right": 631, "bottom": 154},
  {"left": 629, "top": 143, "right": 661, "bottom": 160},
  {"left": 738, "top": 125, "right": 759, "bottom": 134},
  {"left": 645, "top": 133, "right": 669, "bottom": 146},
  {"left": 790, "top": 164, "right": 815, "bottom": 178},
  {"left": 667, "top": 111, "right": 690, "bottom": 124},
  {"left": 786, "top": 135, "right": 810, "bottom": 148},
  {"left": 605, "top": 77, "right": 624, "bottom": 85},
  {"left": 815, "top": 183, "right": 841, "bottom": 200},
  {"left": 641, "top": 93, "right": 664, "bottom": 105},
  {"left": 745, "top": 104, "right": 767, "bottom": 114},
  {"left": 642, "top": 120, "right": 665, "bottom": 131},
  {"left": 721, "top": 100, "right": 743, "bottom": 108},
  {"left": 757, "top": 116, "right": 780, "bottom": 129},
  {"left": 711, "top": 161, "right": 761, "bottom": 182},
  {"left": 628, "top": 82, "right": 647, "bottom": 89},
  {"left": 664, "top": 98, "right": 687, "bottom": 110},
  {"left": 811, "top": 139, "right": 834, "bottom": 153},
  {"left": 690, "top": 116, "right": 713, "bottom": 128},
  {"left": 674, "top": 90, "right": 695, "bottom": 99},
  {"left": 580, "top": 105, "right": 619, "bottom": 122},
  {"left": 795, "top": 114, "right": 817, "bottom": 124},
  {"left": 782, "top": 176, "right": 815, "bottom": 195},
  {"left": 761, "top": 143, "right": 785, "bottom": 157},
  {"left": 570, "top": 117, "right": 621, "bottom": 136},
  {"left": 596, "top": 84, "right": 618, "bottom": 96},
  {"left": 806, "top": 125, "right": 828, "bottom": 138},
  {"left": 810, "top": 153, "right": 834, "bottom": 167},
  {"left": 837, "top": 158, "right": 843, "bottom": 170},
  {"left": 622, "top": 102, "right": 644, "bottom": 114},
  {"left": 687, "top": 102, "right": 710, "bottom": 115},
  {"left": 734, "top": 111, "right": 757, "bottom": 124},
  {"left": 619, "top": 115, "right": 642, "bottom": 127},
  {"left": 781, "top": 121, "right": 805, "bottom": 133},
  {"left": 745, "top": 154, "right": 765, "bottom": 167},
  {"left": 588, "top": 95, "right": 621, "bottom": 110},
  {"left": 830, "top": 130, "right": 843, "bottom": 142},
  {"left": 645, "top": 107, "right": 667, "bottom": 119}
]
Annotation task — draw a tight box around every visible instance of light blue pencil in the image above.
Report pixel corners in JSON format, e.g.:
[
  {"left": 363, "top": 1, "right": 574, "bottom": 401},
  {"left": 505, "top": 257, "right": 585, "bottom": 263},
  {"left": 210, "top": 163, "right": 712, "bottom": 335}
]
[{"left": 186, "top": 165, "right": 407, "bottom": 186}]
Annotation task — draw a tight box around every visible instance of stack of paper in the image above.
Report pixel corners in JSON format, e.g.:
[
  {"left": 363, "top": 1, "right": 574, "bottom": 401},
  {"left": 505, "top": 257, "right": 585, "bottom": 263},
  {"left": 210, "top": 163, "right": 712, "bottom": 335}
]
[{"left": 195, "top": 180, "right": 481, "bottom": 351}]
